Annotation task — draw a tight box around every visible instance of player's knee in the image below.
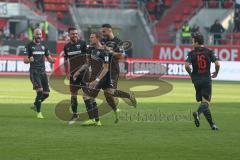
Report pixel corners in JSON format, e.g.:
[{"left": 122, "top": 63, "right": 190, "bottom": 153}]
[
  {"left": 202, "top": 96, "right": 210, "bottom": 104},
  {"left": 104, "top": 90, "right": 111, "bottom": 96},
  {"left": 105, "top": 88, "right": 115, "bottom": 95},
  {"left": 83, "top": 95, "right": 91, "bottom": 101},
  {"left": 42, "top": 92, "right": 49, "bottom": 101},
  {"left": 36, "top": 90, "right": 43, "bottom": 102},
  {"left": 36, "top": 88, "right": 43, "bottom": 92}
]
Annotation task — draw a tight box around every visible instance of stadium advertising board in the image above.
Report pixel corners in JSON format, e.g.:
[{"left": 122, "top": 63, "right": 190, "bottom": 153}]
[
  {"left": 0, "top": 3, "right": 19, "bottom": 17},
  {"left": 153, "top": 45, "right": 240, "bottom": 61},
  {"left": 1, "top": 56, "right": 239, "bottom": 81},
  {"left": 0, "top": 56, "right": 53, "bottom": 75}
]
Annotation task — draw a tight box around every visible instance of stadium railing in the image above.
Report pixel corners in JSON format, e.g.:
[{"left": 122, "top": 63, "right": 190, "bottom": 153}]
[
  {"left": 203, "top": 0, "right": 234, "bottom": 9},
  {"left": 75, "top": 0, "right": 137, "bottom": 9}
]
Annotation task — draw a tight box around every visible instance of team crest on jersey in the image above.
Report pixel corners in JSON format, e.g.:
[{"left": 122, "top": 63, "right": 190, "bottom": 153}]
[
  {"left": 76, "top": 44, "right": 81, "bottom": 49},
  {"left": 32, "top": 47, "right": 35, "bottom": 50},
  {"left": 41, "top": 46, "right": 45, "bottom": 50},
  {"left": 96, "top": 51, "right": 100, "bottom": 56}
]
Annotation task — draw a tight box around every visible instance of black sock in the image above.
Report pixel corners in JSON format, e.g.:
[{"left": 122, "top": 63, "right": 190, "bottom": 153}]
[
  {"left": 203, "top": 108, "right": 214, "bottom": 126},
  {"left": 92, "top": 101, "right": 99, "bottom": 122},
  {"left": 113, "top": 90, "right": 130, "bottom": 99},
  {"left": 104, "top": 93, "right": 117, "bottom": 111},
  {"left": 197, "top": 102, "right": 208, "bottom": 115},
  {"left": 41, "top": 93, "right": 49, "bottom": 102},
  {"left": 84, "top": 99, "right": 94, "bottom": 119},
  {"left": 71, "top": 96, "right": 78, "bottom": 114},
  {"left": 35, "top": 91, "right": 43, "bottom": 113}
]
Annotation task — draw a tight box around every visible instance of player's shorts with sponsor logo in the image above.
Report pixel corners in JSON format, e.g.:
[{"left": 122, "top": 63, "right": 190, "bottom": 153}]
[{"left": 30, "top": 68, "right": 50, "bottom": 92}]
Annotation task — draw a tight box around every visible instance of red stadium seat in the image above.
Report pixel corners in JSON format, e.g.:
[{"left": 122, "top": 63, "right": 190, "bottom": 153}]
[
  {"left": 149, "top": 15, "right": 156, "bottom": 22},
  {"left": 175, "top": 22, "right": 182, "bottom": 30},
  {"left": 233, "top": 40, "right": 240, "bottom": 45},
  {"left": 233, "top": 33, "right": 240, "bottom": 39},
  {"left": 183, "top": 7, "right": 192, "bottom": 15},
  {"left": 165, "top": 0, "right": 172, "bottom": 8},
  {"left": 219, "top": 40, "right": 227, "bottom": 45},
  {"left": 208, "top": 1, "right": 218, "bottom": 8},
  {"left": 223, "top": 1, "right": 234, "bottom": 9},
  {"left": 174, "top": 15, "right": 183, "bottom": 22},
  {"left": 57, "top": 11, "right": 65, "bottom": 20},
  {"left": 0, "top": 19, "right": 7, "bottom": 29}
]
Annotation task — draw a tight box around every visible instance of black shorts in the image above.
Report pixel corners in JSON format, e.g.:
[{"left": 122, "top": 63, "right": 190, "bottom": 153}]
[
  {"left": 85, "top": 76, "right": 115, "bottom": 98},
  {"left": 30, "top": 69, "right": 50, "bottom": 92},
  {"left": 193, "top": 80, "right": 212, "bottom": 102},
  {"left": 70, "top": 70, "right": 89, "bottom": 93}
]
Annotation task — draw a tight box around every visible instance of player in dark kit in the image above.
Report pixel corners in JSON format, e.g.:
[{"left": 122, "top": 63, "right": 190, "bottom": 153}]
[
  {"left": 23, "top": 28, "right": 55, "bottom": 119},
  {"left": 101, "top": 24, "right": 136, "bottom": 123},
  {"left": 73, "top": 32, "right": 136, "bottom": 125},
  {"left": 185, "top": 32, "right": 220, "bottom": 130},
  {"left": 63, "top": 27, "right": 91, "bottom": 125}
]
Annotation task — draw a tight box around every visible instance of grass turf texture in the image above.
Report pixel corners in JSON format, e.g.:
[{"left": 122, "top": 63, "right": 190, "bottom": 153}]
[{"left": 0, "top": 76, "right": 240, "bottom": 160}]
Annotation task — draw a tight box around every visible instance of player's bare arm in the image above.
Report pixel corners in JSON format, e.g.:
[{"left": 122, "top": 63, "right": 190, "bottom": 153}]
[
  {"left": 46, "top": 55, "right": 56, "bottom": 64},
  {"left": 107, "top": 48, "right": 125, "bottom": 60},
  {"left": 73, "top": 55, "right": 90, "bottom": 81},
  {"left": 185, "top": 62, "right": 192, "bottom": 76},
  {"left": 211, "top": 60, "right": 220, "bottom": 78},
  {"left": 23, "top": 56, "right": 34, "bottom": 64},
  {"left": 64, "top": 58, "right": 70, "bottom": 79},
  {"left": 89, "top": 63, "right": 109, "bottom": 89}
]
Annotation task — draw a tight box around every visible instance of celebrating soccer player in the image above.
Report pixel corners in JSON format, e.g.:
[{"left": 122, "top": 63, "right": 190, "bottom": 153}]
[
  {"left": 23, "top": 28, "right": 55, "bottom": 119},
  {"left": 74, "top": 32, "right": 136, "bottom": 125},
  {"left": 185, "top": 32, "right": 220, "bottom": 130},
  {"left": 101, "top": 24, "right": 136, "bottom": 123},
  {"left": 63, "top": 27, "right": 92, "bottom": 125}
]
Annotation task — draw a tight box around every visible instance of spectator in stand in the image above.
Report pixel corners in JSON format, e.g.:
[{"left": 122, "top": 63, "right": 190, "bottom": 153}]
[
  {"left": 19, "top": 33, "right": 28, "bottom": 42},
  {"left": 234, "top": 9, "right": 240, "bottom": 32},
  {"left": 137, "top": 0, "right": 148, "bottom": 8},
  {"left": 3, "top": 26, "right": 10, "bottom": 40},
  {"left": 155, "top": 0, "right": 165, "bottom": 20},
  {"left": 35, "top": 0, "right": 45, "bottom": 12},
  {"left": 191, "top": 24, "right": 200, "bottom": 33},
  {"left": 9, "top": 34, "right": 15, "bottom": 40},
  {"left": 181, "top": 21, "right": 191, "bottom": 44},
  {"left": 0, "top": 30, "right": 4, "bottom": 41},
  {"left": 40, "top": 21, "right": 49, "bottom": 40},
  {"left": 236, "top": 0, "right": 240, "bottom": 9},
  {"left": 210, "top": 19, "right": 225, "bottom": 45},
  {"left": 203, "top": 0, "right": 209, "bottom": 7},
  {"left": 147, "top": 0, "right": 157, "bottom": 14},
  {"left": 27, "top": 24, "right": 34, "bottom": 41}
]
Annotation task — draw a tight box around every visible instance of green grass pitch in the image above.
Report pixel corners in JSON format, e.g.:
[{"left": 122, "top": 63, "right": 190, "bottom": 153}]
[{"left": 0, "top": 76, "right": 240, "bottom": 160}]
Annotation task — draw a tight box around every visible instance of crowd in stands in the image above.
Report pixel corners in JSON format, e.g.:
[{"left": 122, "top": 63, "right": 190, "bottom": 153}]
[
  {"left": 203, "top": 0, "right": 234, "bottom": 8},
  {"left": 234, "top": 2, "right": 240, "bottom": 32},
  {"left": 143, "top": 0, "right": 166, "bottom": 21},
  {"left": 210, "top": 19, "right": 225, "bottom": 45},
  {"left": 0, "top": 20, "right": 49, "bottom": 42},
  {"left": 35, "top": 0, "right": 45, "bottom": 12},
  {"left": 181, "top": 22, "right": 200, "bottom": 44},
  {"left": 180, "top": 19, "right": 226, "bottom": 45}
]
